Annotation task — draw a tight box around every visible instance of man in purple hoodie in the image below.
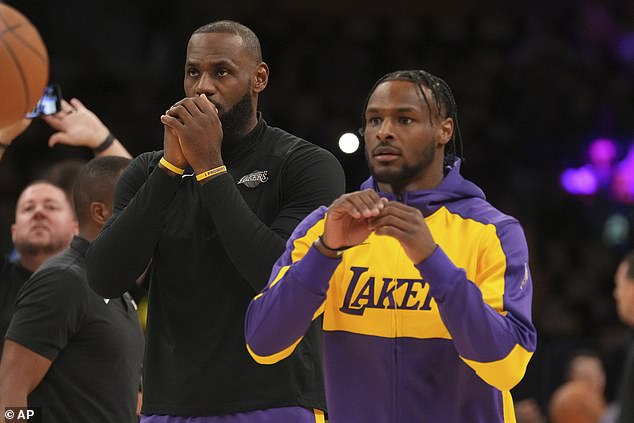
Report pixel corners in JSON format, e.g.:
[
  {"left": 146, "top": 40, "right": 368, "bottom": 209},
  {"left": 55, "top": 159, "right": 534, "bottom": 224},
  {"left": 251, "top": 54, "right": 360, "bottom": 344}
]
[{"left": 245, "top": 69, "right": 537, "bottom": 423}]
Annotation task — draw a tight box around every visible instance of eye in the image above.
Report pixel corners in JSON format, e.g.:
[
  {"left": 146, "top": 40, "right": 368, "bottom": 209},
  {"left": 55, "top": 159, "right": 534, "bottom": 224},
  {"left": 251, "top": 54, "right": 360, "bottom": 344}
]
[
  {"left": 398, "top": 117, "right": 413, "bottom": 124},
  {"left": 217, "top": 69, "right": 229, "bottom": 77},
  {"left": 187, "top": 67, "right": 199, "bottom": 78},
  {"left": 367, "top": 117, "right": 382, "bottom": 126}
]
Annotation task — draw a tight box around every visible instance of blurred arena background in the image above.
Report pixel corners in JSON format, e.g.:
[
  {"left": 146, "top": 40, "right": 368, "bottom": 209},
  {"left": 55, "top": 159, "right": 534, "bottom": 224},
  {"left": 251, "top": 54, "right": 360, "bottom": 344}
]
[{"left": 1, "top": 0, "right": 633, "bottom": 413}]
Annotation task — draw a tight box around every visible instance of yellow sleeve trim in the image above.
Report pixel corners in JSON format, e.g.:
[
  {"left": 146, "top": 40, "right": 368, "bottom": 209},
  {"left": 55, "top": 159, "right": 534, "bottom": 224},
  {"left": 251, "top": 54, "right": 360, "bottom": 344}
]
[
  {"left": 460, "top": 344, "right": 533, "bottom": 391},
  {"left": 247, "top": 337, "right": 304, "bottom": 365},
  {"left": 313, "top": 408, "right": 325, "bottom": 423}
]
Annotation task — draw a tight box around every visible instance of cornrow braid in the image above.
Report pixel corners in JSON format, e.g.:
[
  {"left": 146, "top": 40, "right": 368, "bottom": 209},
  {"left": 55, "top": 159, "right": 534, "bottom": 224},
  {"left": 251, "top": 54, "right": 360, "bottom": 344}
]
[{"left": 359, "top": 70, "right": 464, "bottom": 167}]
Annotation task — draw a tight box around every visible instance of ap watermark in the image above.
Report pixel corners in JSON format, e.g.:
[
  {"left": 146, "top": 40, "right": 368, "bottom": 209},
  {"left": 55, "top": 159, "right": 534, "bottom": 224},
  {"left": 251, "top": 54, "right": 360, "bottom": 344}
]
[{"left": 4, "top": 408, "right": 41, "bottom": 423}]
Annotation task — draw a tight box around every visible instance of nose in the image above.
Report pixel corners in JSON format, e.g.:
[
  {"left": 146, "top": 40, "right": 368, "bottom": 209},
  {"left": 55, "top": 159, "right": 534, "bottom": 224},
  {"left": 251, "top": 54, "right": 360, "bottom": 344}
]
[
  {"left": 376, "top": 118, "right": 395, "bottom": 141},
  {"left": 194, "top": 72, "right": 216, "bottom": 97},
  {"left": 32, "top": 206, "right": 48, "bottom": 219}
]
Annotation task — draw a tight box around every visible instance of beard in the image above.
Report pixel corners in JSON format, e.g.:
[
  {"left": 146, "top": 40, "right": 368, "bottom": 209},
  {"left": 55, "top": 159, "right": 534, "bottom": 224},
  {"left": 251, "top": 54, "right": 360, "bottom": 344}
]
[
  {"left": 218, "top": 91, "right": 254, "bottom": 143},
  {"left": 367, "top": 141, "right": 436, "bottom": 189},
  {"left": 14, "top": 236, "right": 69, "bottom": 258}
]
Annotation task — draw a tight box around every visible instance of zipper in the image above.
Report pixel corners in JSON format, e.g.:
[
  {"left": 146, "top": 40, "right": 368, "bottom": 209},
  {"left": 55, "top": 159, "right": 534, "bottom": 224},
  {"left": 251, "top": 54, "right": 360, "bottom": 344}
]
[{"left": 389, "top": 191, "right": 404, "bottom": 421}]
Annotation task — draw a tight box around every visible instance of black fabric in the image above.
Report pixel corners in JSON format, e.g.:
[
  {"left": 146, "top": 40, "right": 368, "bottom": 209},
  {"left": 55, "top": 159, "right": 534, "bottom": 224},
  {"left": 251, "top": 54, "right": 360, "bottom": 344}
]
[
  {"left": 617, "top": 333, "right": 634, "bottom": 423},
  {"left": 7, "top": 236, "right": 144, "bottom": 423},
  {"left": 87, "top": 116, "right": 345, "bottom": 416},
  {"left": 0, "top": 255, "right": 31, "bottom": 357}
]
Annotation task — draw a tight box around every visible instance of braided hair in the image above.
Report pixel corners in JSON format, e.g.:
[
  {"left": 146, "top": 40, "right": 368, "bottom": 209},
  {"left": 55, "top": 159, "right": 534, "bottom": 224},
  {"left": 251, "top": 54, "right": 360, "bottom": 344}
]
[{"left": 359, "top": 70, "right": 464, "bottom": 167}]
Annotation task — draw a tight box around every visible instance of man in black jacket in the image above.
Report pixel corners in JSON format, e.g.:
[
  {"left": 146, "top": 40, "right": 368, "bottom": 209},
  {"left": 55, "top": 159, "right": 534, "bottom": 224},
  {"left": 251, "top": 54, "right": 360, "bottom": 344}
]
[
  {"left": 0, "top": 156, "right": 143, "bottom": 423},
  {"left": 614, "top": 251, "right": 634, "bottom": 423},
  {"left": 87, "top": 20, "right": 344, "bottom": 422},
  {"left": 0, "top": 181, "right": 78, "bottom": 358}
]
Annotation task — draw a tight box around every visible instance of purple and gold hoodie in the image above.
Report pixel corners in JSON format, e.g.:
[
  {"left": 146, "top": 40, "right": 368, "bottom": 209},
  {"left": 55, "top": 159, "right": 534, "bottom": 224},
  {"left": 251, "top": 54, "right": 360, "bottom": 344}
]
[{"left": 245, "top": 161, "right": 536, "bottom": 423}]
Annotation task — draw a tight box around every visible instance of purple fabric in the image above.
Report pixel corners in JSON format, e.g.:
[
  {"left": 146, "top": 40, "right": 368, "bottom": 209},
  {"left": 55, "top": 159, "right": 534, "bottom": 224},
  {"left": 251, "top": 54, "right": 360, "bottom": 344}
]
[
  {"left": 359, "top": 159, "right": 487, "bottom": 218},
  {"left": 141, "top": 406, "right": 318, "bottom": 423},
  {"left": 245, "top": 159, "right": 536, "bottom": 422},
  {"left": 323, "top": 331, "right": 505, "bottom": 423},
  {"left": 416, "top": 244, "right": 534, "bottom": 362},
  {"left": 245, "top": 245, "right": 339, "bottom": 356}
]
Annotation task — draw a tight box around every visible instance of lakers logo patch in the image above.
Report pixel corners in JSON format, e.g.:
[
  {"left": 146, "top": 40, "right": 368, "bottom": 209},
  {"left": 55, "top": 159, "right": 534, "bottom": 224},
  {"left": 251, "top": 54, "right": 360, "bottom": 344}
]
[{"left": 238, "top": 170, "right": 269, "bottom": 188}]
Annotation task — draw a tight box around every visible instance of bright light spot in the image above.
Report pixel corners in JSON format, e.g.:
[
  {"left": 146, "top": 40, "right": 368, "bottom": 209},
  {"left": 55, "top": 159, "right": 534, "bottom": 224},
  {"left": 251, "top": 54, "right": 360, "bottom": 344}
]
[
  {"left": 588, "top": 138, "right": 617, "bottom": 165},
  {"left": 603, "top": 213, "right": 630, "bottom": 246},
  {"left": 560, "top": 165, "right": 598, "bottom": 195},
  {"left": 611, "top": 143, "right": 634, "bottom": 203},
  {"left": 338, "top": 133, "right": 360, "bottom": 154}
]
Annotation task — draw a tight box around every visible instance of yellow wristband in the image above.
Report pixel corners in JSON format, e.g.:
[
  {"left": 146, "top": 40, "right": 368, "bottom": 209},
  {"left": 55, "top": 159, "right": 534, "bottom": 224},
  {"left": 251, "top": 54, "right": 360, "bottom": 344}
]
[
  {"left": 196, "top": 165, "right": 227, "bottom": 182},
  {"left": 159, "top": 157, "right": 185, "bottom": 175}
]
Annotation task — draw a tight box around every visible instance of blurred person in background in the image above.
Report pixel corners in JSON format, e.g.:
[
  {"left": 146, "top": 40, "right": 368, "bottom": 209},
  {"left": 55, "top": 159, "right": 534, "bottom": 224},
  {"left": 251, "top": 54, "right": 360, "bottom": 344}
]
[
  {"left": 1, "top": 97, "right": 132, "bottom": 355},
  {"left": 0, "top": 156, "right": 142, "bottom": 422},
  {"left": 613, "top": 251, "right": 634, "bottom": 423},
  {"left": 0, "top": 97, "right": 130, "bottom": 161}
]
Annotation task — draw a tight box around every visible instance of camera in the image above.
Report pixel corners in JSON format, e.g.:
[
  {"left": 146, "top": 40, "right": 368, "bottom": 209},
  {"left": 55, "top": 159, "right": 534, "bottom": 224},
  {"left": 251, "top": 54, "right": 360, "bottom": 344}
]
[{"left": 26, "top": 84, "right": 62, "bottom": 118}]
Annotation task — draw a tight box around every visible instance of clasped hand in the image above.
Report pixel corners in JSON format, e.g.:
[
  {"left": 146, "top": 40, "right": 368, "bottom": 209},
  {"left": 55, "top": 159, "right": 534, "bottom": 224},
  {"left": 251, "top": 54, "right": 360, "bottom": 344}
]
[
  {"left": 160, "top": 94, "right": 223, "bottom": 173},
  {"left": 323, "top": 189, "right": 437, "bottom": 264}
]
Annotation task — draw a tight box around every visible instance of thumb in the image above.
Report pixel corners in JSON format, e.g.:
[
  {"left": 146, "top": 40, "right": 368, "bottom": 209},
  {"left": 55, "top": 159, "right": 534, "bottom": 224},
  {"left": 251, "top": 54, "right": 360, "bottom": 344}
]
[{"left": 48, "top": 132, "right": 70, "bottom": 148}]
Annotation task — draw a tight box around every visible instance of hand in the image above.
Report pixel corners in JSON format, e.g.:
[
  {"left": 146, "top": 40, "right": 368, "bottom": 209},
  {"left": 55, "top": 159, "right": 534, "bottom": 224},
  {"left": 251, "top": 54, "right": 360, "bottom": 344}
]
[
  {"left": 161, "top": 123, "right": 187, "bottom": 170},
  {"left": 0, "top": 118, "right": 32, "bottom": 146},
  {"left": 42, "top": 98, "right": 110, "bottom": 149},
  {"left": 368, "top": 201, "right": 436, "bottom": 264},
  {"left": 160, "top": 94, "right": 223, "bottom": 174},
  {"left": 322, "top": 190, "right": 387, "bottom": 250}
]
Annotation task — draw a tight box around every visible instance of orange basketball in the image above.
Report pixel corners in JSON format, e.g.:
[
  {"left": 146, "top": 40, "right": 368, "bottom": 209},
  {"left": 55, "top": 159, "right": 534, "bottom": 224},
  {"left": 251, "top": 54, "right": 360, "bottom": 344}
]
[
  {"left": 0, "top": 3, "right": 49, "bottom": 128},
  {"left": 548, "top": 380, "right": 606, "bottom": 423}
]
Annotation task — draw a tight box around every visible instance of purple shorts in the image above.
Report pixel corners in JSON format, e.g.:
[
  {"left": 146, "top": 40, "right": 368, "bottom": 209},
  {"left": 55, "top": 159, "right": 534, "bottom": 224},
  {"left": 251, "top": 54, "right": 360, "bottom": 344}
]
[{"left": 141, "top": 407, "right": 325, "bottom": 423}]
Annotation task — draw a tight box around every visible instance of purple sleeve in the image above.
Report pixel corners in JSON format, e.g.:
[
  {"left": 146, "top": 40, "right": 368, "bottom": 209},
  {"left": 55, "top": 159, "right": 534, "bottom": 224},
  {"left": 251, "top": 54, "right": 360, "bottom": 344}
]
[
  {"left": 416, "top": 221, "right": 536, "bottom": 363},
  {"left": 245, "top": 207, "right": 339, "bottom": 360}
]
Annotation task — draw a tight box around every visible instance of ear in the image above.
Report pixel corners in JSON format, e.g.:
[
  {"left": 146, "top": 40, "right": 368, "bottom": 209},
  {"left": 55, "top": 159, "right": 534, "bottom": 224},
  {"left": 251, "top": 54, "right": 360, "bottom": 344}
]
[
  {"left": 10, "top": 223, "right": 16, "bottom": 243},
  {"left": 253, "top": 62, "right": 269, "bottom": 93},
  {"left": 437, "top": 117, "right": 454, "bottom": 147},
  {"left": 90, "top": 201, "right": 111, "bottom": 226}
]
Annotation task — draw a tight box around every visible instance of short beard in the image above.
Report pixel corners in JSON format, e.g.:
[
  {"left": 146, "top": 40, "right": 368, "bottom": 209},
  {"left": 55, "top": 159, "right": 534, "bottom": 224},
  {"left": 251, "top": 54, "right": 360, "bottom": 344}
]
[
  {"left": 367, "top": 141, "right": 436, "bottom": 192},
  {"left": 14, "top": 238, "right": 68, "bottom": 258},
  {"left": 219, "top": 91, "right": 254, "bottom": 143}
]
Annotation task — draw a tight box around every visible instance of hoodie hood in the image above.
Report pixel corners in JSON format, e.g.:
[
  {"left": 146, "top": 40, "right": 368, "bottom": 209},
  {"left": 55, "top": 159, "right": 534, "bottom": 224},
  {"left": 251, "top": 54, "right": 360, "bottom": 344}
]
[{"left": 359, "top": 159, "right": 485, "bottom": 216}]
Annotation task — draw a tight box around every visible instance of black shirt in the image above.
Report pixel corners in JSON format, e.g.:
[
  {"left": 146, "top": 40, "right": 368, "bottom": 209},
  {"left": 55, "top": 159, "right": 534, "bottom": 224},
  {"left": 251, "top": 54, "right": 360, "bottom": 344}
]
[
  {"left": 617, "top": 333, "right": 634, "bottom": 423},
  {"left": 7, "top": 236, "right": 144, "bottom": 423},
  {"left": 0, "top": 254, "right": 31, "bottom": 357},
  {"left": 87, "top": 116, "right": 345, "bottom": 415}
]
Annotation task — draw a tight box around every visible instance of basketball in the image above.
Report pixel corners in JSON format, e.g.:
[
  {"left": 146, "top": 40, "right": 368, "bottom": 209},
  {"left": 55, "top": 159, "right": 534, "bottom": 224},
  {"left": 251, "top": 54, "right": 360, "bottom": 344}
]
[
  {"left": 548, "top": 380, "right": 606, "bottom": 423},
  {"left": 0, "top": 3, "right": 49, "bottom": 128}
]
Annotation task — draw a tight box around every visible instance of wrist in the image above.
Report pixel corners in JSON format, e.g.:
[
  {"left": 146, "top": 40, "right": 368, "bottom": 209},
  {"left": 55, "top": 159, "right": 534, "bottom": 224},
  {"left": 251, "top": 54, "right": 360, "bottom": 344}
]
[
  {"left": 191, "top": 159, "right": 223, "bottom": 176},
  {"left": 162, "top": 152, "right": 187, "bottom": 170},
  {"left": 159, "top": 156, "right": 185, "bottom": 177},
  {"left": 196, "top": 165, "right": 227, "bottom": 184},
  {"left": 93, "top": 132, "right": 115, "bottom": 154},
  {"left": 91, "top": 126, "right": 110, "bottom": 149},
  {"left": 314, "top": 235, "right": 351, "bottom": 258}
]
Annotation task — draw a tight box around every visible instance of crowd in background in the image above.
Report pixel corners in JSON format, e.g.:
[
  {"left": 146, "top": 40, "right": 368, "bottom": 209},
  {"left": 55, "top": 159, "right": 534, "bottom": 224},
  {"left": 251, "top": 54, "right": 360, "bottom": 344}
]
[{"left": 1, "top": 0, "right": 634, "bottom": 413}]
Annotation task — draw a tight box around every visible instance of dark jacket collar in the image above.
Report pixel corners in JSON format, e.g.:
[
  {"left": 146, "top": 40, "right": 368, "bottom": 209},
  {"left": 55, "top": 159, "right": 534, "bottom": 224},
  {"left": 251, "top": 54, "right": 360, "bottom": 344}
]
[
  {"left": 221, "top": 112, "right": 266, "bottom": 163},
  {"left": 70, "top": 236, "right": 90, "bottom": 256}
]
